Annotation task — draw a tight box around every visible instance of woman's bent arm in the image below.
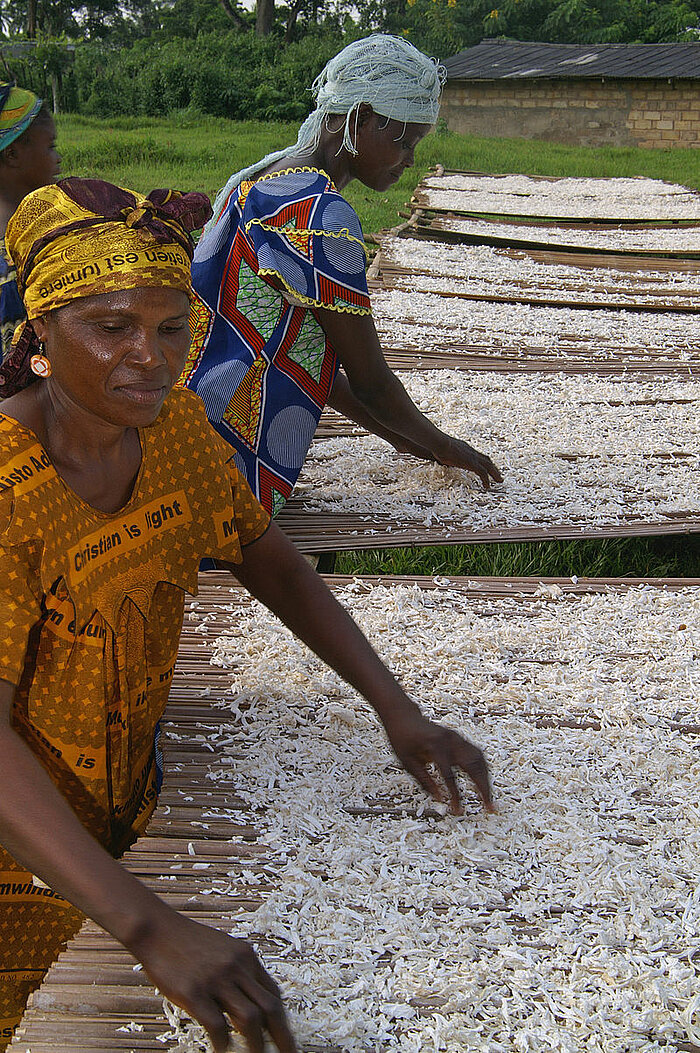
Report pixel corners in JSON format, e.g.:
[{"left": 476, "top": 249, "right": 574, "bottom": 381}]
[
  {"left": 0, "top": 680, "right": 297, "bottom": 1053},
  {"left": 328, "top": 370, "right": 436, "bottom": 460},
  {"left": 318, "top": 308, "right": 502, "bottom": 489},
  {"left": 228, "top": 523, "right": 493, "bottom": 814}
]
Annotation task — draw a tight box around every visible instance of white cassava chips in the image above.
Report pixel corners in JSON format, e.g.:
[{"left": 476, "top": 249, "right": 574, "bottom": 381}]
[
  {"left": 403, "top": 217, "right": 700, "bottom": 255},
  {"left": 415, "top": 174, "right": 700, "bottom": 220},
  {"left": 166, "top": 580, "right": 700, "bottom": 1052},
  {"left": 296, "top": 370, "right": 700, "bottom": 530},
  {"left": 378, "top": 236, "right": 700, "bottom": 308},
  {"left": 371, "top": 289, "right": 700, "bottom": 360}
]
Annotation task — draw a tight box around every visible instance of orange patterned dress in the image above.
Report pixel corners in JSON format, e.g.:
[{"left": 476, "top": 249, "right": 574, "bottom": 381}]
[{"left": 0, "top": 386, "right": 270, "bottom": 1046}]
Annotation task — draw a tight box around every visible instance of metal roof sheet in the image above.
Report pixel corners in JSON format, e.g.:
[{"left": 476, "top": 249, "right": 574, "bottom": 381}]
[{"left": 444, "top": 40, "right": 700, "bottom": 80}]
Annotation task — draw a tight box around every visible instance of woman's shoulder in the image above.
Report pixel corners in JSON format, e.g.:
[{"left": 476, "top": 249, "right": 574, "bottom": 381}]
[
  {"left": 0, "top": 410, "right": 48, "bottom": 469},
  {"left": 0, "top": 412, "right": 55, "bottom": 536},
  {"left": 253, "top": 164, "right": 334, "bottom": 191},
  {"left": 247, "top": 166, "right": 362, "bottom": 239},
  {"left": 249, "top": 165, "right": 351, "bottom": 209}
]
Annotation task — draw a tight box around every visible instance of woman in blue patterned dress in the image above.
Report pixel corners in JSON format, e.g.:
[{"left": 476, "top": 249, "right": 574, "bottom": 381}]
[
  {"left": 181, "top": 35, "right": 502, "bottom": 516},
  {"left": 0, "top": 83, "right": 61, "bottom": 360}
]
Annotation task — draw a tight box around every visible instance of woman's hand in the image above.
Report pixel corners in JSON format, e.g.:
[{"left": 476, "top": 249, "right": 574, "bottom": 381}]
[
  {"left": 381, "top": 705, "right": 494, "bottom": 815},
  {"left": 321, "top": 314, "right": 503, "bottom": 490},
  {"left": 132, "top": 911, "right": 298, "bottom": 1053},
  {"left": 432, "top": 435, "right": 503, "bottom": 490},
  {"left": 389, "top": 431, "right": 503, "bottom": 490}
]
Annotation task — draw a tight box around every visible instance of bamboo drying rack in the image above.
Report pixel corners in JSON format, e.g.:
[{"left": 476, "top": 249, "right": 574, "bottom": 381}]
[{"left": 10, "top": 571, "right": 700, "bottom": 1052}]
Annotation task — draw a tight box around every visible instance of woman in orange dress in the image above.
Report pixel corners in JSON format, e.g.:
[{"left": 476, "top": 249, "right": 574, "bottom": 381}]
[{"left": 0, "top": 177, "right": 491, "bottom": 1053}]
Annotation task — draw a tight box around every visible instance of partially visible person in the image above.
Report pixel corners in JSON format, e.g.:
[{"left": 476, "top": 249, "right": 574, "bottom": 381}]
[
  {"left": 0, "top": 177, "right": 492, "bottom": 1052},
  {"left": 180, "top": 34, "right": 502, "bottom": 517},
  {"left": 0, "top": 82, "right": 60, "bottom": 360}
]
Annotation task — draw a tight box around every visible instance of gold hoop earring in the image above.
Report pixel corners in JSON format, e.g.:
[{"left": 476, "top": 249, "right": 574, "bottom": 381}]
[{"left": 30, "top": 345, "right": 52, "bottom": 379}]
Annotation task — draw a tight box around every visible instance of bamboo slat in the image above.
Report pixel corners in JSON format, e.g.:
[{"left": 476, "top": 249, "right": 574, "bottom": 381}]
[
  {"left": 275, "top": 506, "right": 700, "bottom": 553},
  {"left": 381, "top": 348, "right": 698, "bottom": 375}
]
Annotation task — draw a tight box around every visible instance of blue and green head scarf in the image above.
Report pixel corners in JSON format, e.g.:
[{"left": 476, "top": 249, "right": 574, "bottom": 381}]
[{"left": 0, "top": 82, "right": 43, "bottom": 152}]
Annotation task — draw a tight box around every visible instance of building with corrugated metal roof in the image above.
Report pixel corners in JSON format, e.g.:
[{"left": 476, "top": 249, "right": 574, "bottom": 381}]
[{"left": 441, "top": 40, "right": 700, "bottom": 148}]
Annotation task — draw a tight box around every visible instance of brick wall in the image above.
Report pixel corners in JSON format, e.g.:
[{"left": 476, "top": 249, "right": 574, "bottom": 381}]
[{"left": 441, "top": 78, "right": 700, "bottom": 148}]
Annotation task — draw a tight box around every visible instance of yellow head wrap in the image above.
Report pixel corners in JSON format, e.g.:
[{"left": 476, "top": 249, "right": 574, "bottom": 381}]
[{"left": 0, "top": 178, "right": 212, "bottom": 397}]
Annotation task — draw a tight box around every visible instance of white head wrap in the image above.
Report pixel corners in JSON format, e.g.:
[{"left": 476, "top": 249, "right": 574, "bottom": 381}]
[{"left": 204, "top": 34, "right": 445, "bottom": 236}]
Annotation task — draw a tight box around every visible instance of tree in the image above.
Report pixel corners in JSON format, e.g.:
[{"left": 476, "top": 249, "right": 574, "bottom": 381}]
[
  {"left": 256, "top": 0, "right": 275, "bottom": 34},
  {"left": 379, "top": 0, "right": 700, "bottom": 55},
  {"left": 0, "top": 0, "right": 167, "bottom": 41}
]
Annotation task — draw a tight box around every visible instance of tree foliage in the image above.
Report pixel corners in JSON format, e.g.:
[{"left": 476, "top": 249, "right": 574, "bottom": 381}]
[
  {"left": 0, "top": 0, "right": 162, "bottom": 40},
  {"left": 0, "top": 0, "right": 697, "bottom": 117},
  {"left": 362, "top": 0, "right": 700, "bottom": 53}
]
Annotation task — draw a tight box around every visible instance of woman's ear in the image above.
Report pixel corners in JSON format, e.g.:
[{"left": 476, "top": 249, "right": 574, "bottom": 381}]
[
  {"left": 356, "top": 103, "right": 375, "bottom": 127},
  {"left": 30, "top": 317, "right": 48, "bottom": 344},
  {"left": 0, "top": 141, "right": 22, "bottom": 170}
]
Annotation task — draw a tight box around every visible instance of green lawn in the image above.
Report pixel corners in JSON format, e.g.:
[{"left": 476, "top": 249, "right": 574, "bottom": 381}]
[
  {"left": 55, "top": 114, "right": 700, "bottom": 579},
  {"left": 56, "top": 113, "right": 700, "bottom": 238}
]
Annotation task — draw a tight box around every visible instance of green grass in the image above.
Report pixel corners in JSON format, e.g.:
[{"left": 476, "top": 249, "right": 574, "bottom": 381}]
[
  {"left": 54, "top": 114, "right": 700, "bottom": 579},
  {"left": 56, "top": 114, "right": 700, "bottom": 237},
  {"left": 335, "top": 536, "right": 700, "bottom": 579},
  {"left": 56, "top": 114, "right": 300, "bottom": 201}
]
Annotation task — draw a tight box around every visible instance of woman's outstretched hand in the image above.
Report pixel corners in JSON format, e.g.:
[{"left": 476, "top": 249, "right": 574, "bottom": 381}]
[
  {"left": 133, "top": 911, "right": 298, "bottom": 1053},
  {"left": 434, "top": 436, "right": 503, "bottom": 490},
  {"left": 390, "top": 432, "right": 503, "bottom": 490},
  {"left": 381, "top": 707, "right": 494, "bottom": 815}
]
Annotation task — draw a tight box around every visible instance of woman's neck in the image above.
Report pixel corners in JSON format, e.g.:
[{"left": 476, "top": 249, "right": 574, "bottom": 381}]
[
  {"left": 263, "top": 129, "right": 354, "bottom": 191},
  {"left": 5, "top": 383, "right": 143, "bottom": 513},
  {"left": 300, "top": 132, "right": 355, "bottom": 189}
]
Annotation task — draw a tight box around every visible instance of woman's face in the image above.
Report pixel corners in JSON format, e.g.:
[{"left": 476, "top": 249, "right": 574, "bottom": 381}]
[
  {"left": 32, "top": 286, "right": 191, "bottom": 429},
  {"left": 15, "top": 115, "right": 61, "bottom": 194},
  {"left": 350, "top": 111, "right": 431, "bottom": 192}
]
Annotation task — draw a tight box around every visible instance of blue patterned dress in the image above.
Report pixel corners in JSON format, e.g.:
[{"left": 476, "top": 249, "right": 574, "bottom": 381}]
[
  {"left": 180, "top": 167, "right": 371, "bottom": 517},
  {"left": 0, "top": 238, "right": 24, "bottom": 362}
]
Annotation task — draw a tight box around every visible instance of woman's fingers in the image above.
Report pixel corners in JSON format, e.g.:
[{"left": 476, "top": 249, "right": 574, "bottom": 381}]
[
  {"left": 194, "top": 994, "right": 237, "bottom": 1053},
  {"left": 400, "top": 753, "right": 445, "bottom": 804},
  {"left": 481, "top": 459, "right": 503, "bottom": 487},
  {"left": 235, "top": 970, "right": 298, "bottom": 1053},
  {"left": 437, "top": 734, "right": 494, "bottom": 815},
  {"left": 138, "top": 920, "right": 297, "bottom": 1053},
  {"left": 469, "top": 450, "right": 503, "bottom": 489},
  {"left": 193, "top": 973, "right": 297, "bottom": 1053},
  {"left": 439, "top": 439, "right": 503, "bottom": 488},
  {"left": 394, "top": 723, "right": 494, "bottom": 815},
  {"left": 215, "top": 986, "right": 267, "bottom": 1053}
]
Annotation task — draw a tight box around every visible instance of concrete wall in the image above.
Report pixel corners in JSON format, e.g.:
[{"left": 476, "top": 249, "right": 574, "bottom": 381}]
[{"left": 441, "top": 78, "right": 700, "bottom": 148}]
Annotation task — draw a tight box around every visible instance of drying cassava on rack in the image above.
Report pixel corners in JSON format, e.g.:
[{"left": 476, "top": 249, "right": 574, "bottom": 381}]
[
  {"left": 281, "top": 368, "right": 700, "bottom": 553},
  {"left": 373, "top": 233, "right": 700, "bottom": 313},
  {"left": 411, "top": 171, "right": 700, "bottom": 224},
  {"left": 12, "top": 573, "right": 700, "bottom": 1052}
]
